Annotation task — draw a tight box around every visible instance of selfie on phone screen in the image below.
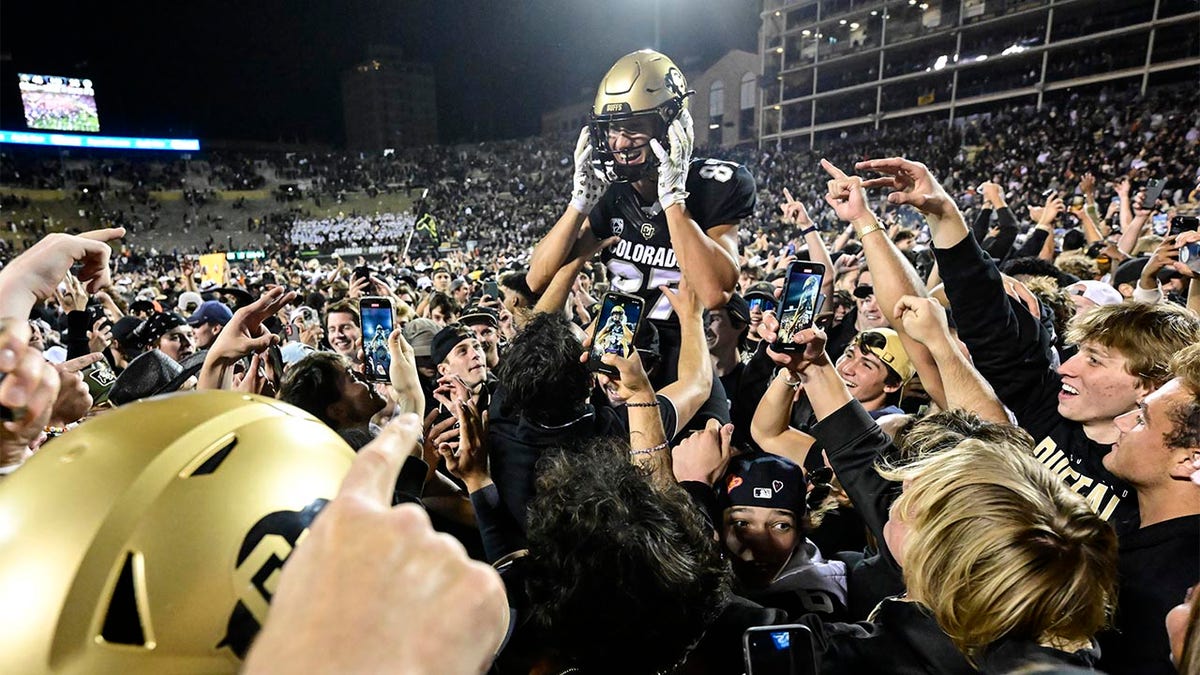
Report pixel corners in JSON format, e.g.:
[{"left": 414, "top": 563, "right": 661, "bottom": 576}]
[{"left": 777, "top": 262, "right": 825, "bottom": 347}]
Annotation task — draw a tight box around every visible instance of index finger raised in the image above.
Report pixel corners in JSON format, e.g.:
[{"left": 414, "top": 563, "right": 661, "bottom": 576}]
[
  {"left": 337, "top": 412, "right": 422, "bottom": 505},
  {"left": 819, "top": 158, "right": 848, "bottom": 180},
  {"left": 60, "top": 352, "right": 104, "bottom": 373},
  {"left": 77, "top": 227, "right": 127, "bottom": 244}
]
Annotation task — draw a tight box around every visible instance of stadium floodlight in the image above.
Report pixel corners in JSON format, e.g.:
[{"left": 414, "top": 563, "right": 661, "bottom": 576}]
[
  {"left": 933, "top": 55, "right": 948, "bottom": 71},
  {"left": 0, "top": 130, "right": 200, "bottom": 152},
  {"left": 850, "top": 22, "right": 860, "bottom": 29}
]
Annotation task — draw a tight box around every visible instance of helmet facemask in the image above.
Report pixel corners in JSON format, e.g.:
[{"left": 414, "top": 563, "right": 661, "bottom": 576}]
[{"left": 589, "top": 110, "right": 671, "bottom": 183}]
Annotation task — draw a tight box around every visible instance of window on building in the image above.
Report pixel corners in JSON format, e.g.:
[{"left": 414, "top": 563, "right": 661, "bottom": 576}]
[
  {"left": 740, "top": 72, "right": 756, "bottom": 109},
  {"left": 710, "top": 80, "right": 725, "bottom": 118}
]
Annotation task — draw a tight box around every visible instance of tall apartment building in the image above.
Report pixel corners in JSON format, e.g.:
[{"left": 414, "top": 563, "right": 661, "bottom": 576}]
[
  {"left": 758, "top": 0, "right": 1200, "bottom": 148},
  {"left": 342, "top": 46, "right": 438, "bottom": 150}
]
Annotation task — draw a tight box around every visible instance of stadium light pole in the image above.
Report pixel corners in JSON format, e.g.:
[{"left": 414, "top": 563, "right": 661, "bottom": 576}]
[{"left": 654, "top": 0, "right": 661, "bottom": 51}]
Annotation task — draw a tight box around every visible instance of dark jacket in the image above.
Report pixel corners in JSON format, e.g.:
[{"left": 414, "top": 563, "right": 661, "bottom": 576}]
[
  {"left": 810, "top": 400, "right": 907, "bottom": 617},
  {"left": 1098, "top": 514, "right": 1200, "bottom": 675},
  {"left": 972, "top": 205, "right": 1021, "bottom": 263},
  {"left": 799, "top": 599, "right": 1101, "bottom": 675}
]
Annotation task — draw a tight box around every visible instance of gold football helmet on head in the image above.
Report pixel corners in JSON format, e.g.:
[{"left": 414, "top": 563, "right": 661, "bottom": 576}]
[
  {"left": 589, "top": 49, "right": 693, "bottom": 183},
  {"left": 0, "top": 391, "right": 356, "bottom": 674}
]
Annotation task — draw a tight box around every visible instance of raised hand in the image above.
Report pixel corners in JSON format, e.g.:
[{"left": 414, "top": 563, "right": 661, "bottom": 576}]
[
  {"left": 439, "top": 397, "right": 492, "bottom": 493},
  {"left": 242, "top": 413, "right": 508, "bottom": 675},
  {"left": 387, "top": 329, "right": 421, "bottom": 415},
  {"left": 422, "top": 410, "right": 461, "bottom": 478},
  {"left": 979, "top": 181, "right": 1004, "bottom": 209},
  {"left": 599, "top": 350, "right": 655, "bottom": 401},
  {"left": 779, "top": 187, "right": 812, "bottom": 226},
  {"left": 672, "top": 418, "right": 734, "bottom": 486},
  {"left": 49, "top": 352, "right": 102, "bottom": 426},
  {"left": 893, "top": 295, "right": 952, "bottom": 347},
  {"left": 761, "top": 311, "right": 831, "bottom": 372},
  {"left": 569, "top": 127, "right": 610, "bottom": 215},
  {"left": 1080, "top": 172, "right": 1096, "bottom": 199},
  {"left": 660, "top": 275, "right": 701, "bottom": 321},
  {"left": 199, "top": 288, "right": 295, "bottom": 391},
  {"left": 1114, "top": 177, "right": 1131, "bottom": 200},
  {"left": 347, "top": 275, "right": 369, "bottom": 300},
  {"left": 819, "top": 159, "right": 873, "bottom": 223},
  {"left": 855, "top": 157, "right": 955, "bottom": 220},
  {"left": 0, "top": 228, "right": 125, "bottom": 320},
  {"left": 88, "top": 318, "right": 113, "bottom": 354},
  {"left": 1037, "top": 194, "right": 1066, "bottom": 228},
  {"left": 55, "top": 273, "right": 90, "bottom": 314},
  {"left": 649, "top": 109, "right": 694, "bottom": 209}
]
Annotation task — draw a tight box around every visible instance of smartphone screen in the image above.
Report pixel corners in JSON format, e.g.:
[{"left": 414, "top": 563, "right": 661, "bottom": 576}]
[
  {"left": 590, "top": 292, "right": 644, "bottom": 373},
  {"left": 1152, "top": 213, "right": 1170, "bottom": 236},
  {"left": 743, "top": 625, "right": 817, "bottom": 675},
  {"left": 776, "top": 261, "right": 825, "bottom": 350},
  {"left": 749, "top": 297, "right": 777, "bottom": 314},
  {"left": 359, "top": 297, "right": 394, "bottom": 382}
]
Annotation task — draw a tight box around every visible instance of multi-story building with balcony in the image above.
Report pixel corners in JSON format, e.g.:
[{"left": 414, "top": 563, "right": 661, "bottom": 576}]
[{"left": 758, "top": 0, "right": 1200, "bottom": 149}]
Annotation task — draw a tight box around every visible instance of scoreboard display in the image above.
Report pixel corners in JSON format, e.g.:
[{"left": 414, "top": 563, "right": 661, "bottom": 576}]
[{"left": 18, "top": 73, "right": 100, "bottom": 133}]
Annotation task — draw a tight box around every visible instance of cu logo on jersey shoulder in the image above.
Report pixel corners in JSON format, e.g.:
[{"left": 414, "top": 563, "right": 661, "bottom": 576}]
[{"left": 610, "top": 218, "right": 624, "bottom": 235}]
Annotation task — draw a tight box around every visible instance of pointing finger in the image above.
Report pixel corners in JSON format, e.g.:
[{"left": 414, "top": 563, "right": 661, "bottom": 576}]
[{"left": 819, "top": 158, "right": 847, "bottom": 180}]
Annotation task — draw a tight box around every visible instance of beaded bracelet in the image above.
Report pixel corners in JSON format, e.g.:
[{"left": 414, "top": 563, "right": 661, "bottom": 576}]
[
  {"left": 626, "top": 400, "right": 660, "bottom": 408},
  {"left": 630, "top": 441, "right": 670, "bottom": 457}
]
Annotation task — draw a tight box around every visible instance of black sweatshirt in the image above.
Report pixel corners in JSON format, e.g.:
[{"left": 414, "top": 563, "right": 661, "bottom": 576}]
[
  {"left": 972, "top": 206, "right": 1022, "bottom": 263},
  {"left": 934, "top": 234, "right": 1138, "bottom": 536},
  {"left": 1098, "top": 514, "right": 1200, "bottom": 675},
  {"left": 810, "top": 400, "right": 906, "bottom": 618}
]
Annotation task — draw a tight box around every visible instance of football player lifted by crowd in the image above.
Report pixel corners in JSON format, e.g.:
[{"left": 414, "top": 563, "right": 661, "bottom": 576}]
[{"left": 527, "top": 49, "right": 755, "bottom": 424}]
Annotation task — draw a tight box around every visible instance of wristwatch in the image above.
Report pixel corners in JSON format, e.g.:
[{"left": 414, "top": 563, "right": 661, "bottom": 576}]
[{"left": 853, "top": 218, "right": 884, "bottom": 239}]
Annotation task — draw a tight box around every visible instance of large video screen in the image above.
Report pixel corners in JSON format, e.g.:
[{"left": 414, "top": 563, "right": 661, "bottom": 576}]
[{"left": 18, "top": 73, "right": 100, "bottom": 132}]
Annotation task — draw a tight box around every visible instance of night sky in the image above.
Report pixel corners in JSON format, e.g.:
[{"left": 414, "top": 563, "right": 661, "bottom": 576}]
[{"left": 0, "top": 0, "right": 760, "bottom": 145}]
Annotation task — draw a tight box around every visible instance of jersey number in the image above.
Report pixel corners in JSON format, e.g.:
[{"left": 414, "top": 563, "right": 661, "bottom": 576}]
[
  {"left": 607, "top": 260, "right": 682, "bottom": 321},
  {"left": 698, "top": 160, "right": 735, "bottom": 183}
]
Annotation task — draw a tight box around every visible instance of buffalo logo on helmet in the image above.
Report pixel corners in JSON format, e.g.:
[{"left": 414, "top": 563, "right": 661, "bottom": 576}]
[
  {"left": 217, "top": 499, "right": 329, "bottom": 657},
  {"left": 664, "top": 67, "right": 686, "bottom": 100}
]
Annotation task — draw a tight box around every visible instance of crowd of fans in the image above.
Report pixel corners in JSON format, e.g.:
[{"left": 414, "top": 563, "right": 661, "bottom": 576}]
[{"left": 1, "top": 73, "right": 1200, "bottom": 674}]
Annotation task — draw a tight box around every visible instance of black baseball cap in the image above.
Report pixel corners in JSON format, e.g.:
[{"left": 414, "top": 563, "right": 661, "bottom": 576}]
[
  {"left": 724, "top": 294, "right": 751, "bottom": 327},
  {"left": 431, "top": 325, "right": 474, "bottom": 366},
  {"left": 460, "top": 305, "right": 500, "bottom": 329},
  {"left": 718, "top": 452, "right": 807, "bottom": 515}
]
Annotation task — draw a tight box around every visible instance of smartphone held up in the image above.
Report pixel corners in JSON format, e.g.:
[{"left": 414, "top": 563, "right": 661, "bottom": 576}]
[
  {"left": 589, "top": 292, "right": 645, "bottom": 376},
  {"left": 772, "top": 261, "right": 825, "bottom": 353},
  {"left": 359, "top": 297, "right": 394, "bottom": 382}
]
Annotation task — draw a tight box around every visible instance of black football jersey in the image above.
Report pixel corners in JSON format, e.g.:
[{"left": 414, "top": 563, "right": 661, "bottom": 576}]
[{"left": 588, "top": 158, "right": 756, "bottom": 324}]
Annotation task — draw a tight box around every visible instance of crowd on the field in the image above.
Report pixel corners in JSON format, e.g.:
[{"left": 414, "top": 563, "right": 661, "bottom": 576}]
[{"left": 2, "top": 81, "right": 1200, "bottom": 675}]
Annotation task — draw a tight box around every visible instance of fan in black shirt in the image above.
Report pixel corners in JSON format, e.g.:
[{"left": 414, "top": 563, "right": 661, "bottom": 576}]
[{"left": 1096, "top": 343, "right": 1200, "bottom": 675}]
